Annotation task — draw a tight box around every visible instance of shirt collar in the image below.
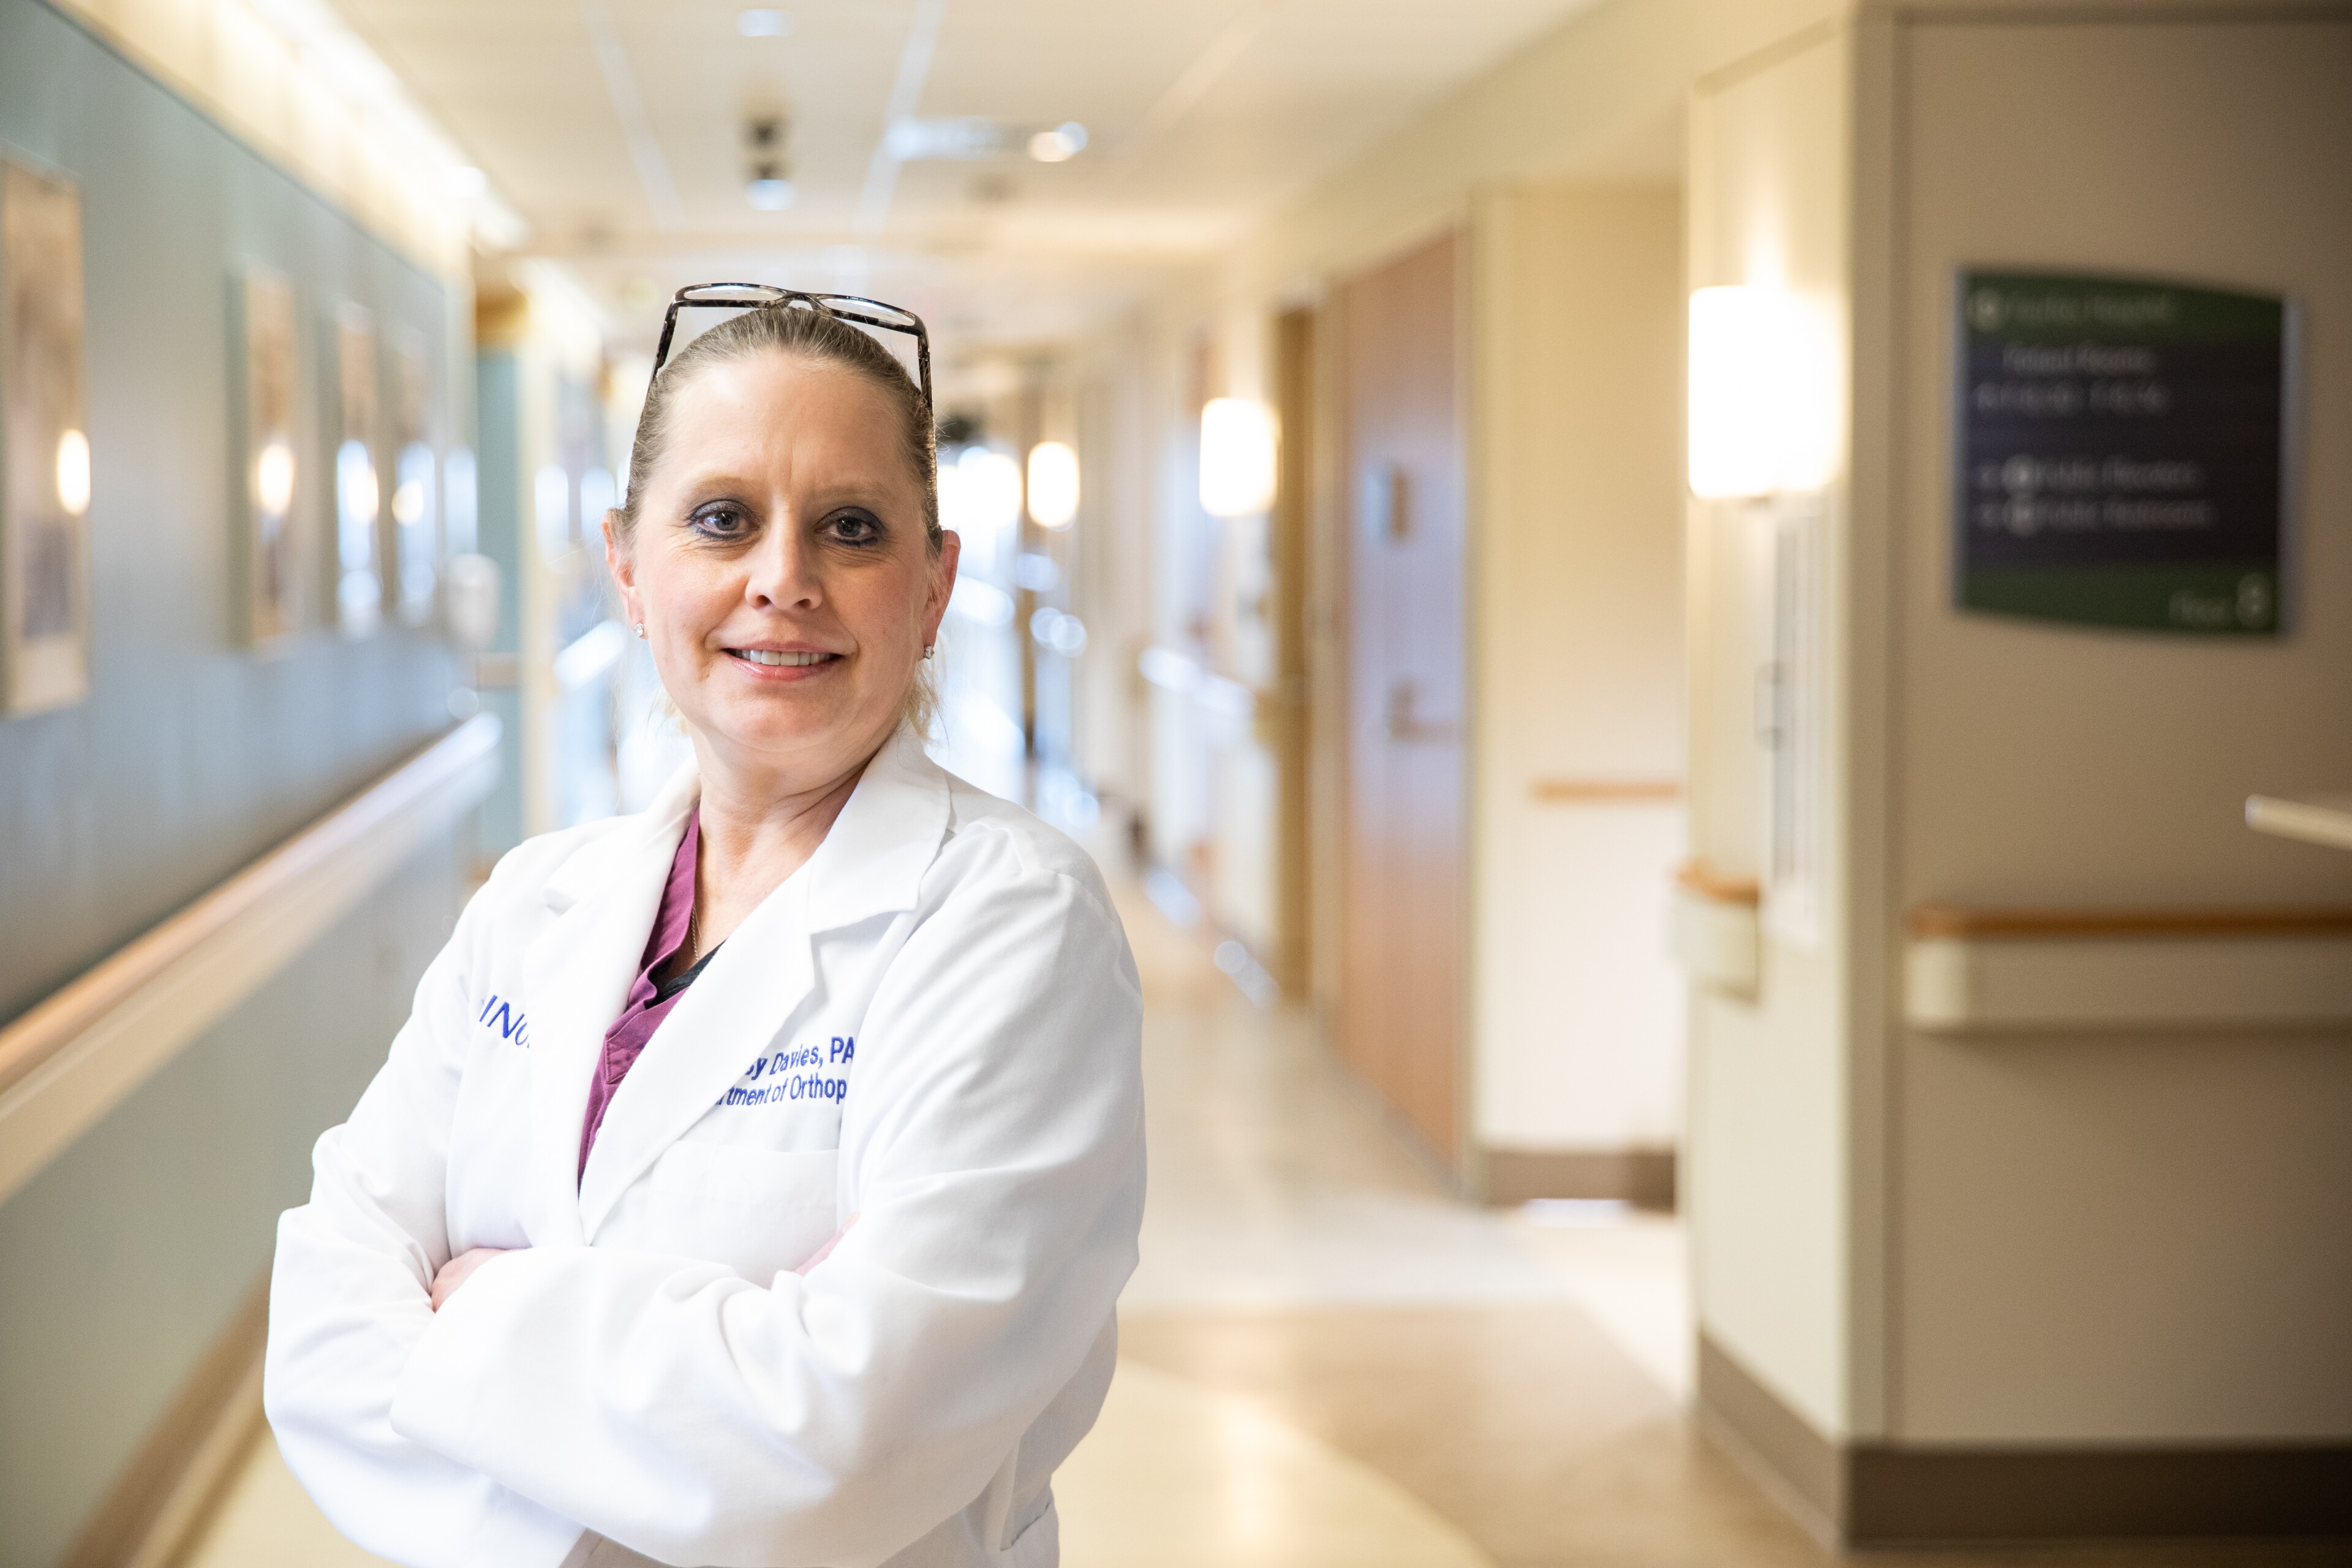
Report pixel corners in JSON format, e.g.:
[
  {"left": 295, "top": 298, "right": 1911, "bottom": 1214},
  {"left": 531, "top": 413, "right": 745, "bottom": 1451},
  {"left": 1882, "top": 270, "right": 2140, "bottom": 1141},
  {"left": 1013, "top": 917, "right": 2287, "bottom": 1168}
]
[
  {"left": 541, "top": 722, "right": 948, "bottom": 932},
  {"left": 639, "top": 810, "right": 701, "bottom": 976}
]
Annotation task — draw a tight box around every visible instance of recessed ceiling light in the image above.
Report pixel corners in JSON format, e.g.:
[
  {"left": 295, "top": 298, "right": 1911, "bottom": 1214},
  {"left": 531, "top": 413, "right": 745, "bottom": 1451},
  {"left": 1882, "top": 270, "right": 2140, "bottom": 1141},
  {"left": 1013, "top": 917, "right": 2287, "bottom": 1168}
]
[
  {"left": 885, "top": 117, "right": 1005, "bottom": 162},
  {"left": 746, "top": 176, "right": 795, "bottom": 211},
  {"left": 737, "top": 9, "right": 790, "bottom": 37},
  {"left": 1026, "top": 123, "right": 1087, "bottom": 163}
]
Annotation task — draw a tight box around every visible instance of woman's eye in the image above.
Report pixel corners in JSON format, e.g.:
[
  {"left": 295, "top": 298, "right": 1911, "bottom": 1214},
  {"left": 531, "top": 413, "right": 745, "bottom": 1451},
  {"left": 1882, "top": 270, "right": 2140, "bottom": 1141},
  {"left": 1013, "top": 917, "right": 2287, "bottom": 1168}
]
[
  {"left": 827, "top": 510, "right": 882, "bottom": 545},
  {"left": 690, "top": 505, "right": 749, "bottom": 538}
]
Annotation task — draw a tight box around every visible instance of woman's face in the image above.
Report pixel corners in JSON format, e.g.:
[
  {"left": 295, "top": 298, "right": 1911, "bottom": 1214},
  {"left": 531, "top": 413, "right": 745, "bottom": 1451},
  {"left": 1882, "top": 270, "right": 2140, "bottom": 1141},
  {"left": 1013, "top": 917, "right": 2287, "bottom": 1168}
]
[{"left": 608, "top": 351, "right": 957, "bottom": 786}]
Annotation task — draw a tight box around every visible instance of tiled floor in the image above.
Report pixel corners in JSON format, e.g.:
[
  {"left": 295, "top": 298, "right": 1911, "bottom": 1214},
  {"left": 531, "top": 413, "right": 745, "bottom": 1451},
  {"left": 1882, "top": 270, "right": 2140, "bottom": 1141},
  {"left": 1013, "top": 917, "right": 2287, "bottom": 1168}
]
[
  {"left": 181, "top": 1427, "right": 394, "bottom": 1568},
  {"left": 1079, "top": 887, "right": 2352, "bottom": 1568},
  {"left": 1072, "top": 884, "right": 1779, "bottom": 1568},
  {"left": 179, "top": 874, "right": 2341, "bottom": 1568}
]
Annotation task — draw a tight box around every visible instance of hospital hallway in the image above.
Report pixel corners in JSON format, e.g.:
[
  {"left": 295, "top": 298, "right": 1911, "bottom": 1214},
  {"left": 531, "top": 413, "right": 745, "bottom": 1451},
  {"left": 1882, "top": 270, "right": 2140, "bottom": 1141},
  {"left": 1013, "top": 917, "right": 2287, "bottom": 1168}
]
[
  {"left": 7, "top": 0, "right": 2352, "bottom": 1562},
  {"left": 169, "top": 872, "right": 2349, "bottom": 1568}
]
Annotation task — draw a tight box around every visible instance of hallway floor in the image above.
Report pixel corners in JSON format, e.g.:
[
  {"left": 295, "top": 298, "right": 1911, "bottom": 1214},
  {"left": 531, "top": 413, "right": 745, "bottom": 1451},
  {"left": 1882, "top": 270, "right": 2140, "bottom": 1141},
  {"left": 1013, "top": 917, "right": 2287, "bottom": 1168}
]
[{"left": 179, "top": 879, "right": 2345, "bottom": 1568}]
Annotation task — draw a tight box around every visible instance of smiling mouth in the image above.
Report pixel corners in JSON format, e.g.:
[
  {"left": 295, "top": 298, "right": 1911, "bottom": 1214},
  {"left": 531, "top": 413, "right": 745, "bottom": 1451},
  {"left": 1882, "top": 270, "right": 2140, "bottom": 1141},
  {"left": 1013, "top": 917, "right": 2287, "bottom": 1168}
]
[{"left": 728, "top": 649, "right": 840, "bottom": 668}]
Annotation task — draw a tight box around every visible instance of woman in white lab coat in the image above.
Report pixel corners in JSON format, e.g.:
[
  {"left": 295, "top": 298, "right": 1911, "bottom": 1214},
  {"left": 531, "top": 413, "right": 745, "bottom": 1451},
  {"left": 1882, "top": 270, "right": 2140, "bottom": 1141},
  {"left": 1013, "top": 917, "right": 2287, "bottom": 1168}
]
[{"left": 265, "top": 290, "right": 1145, "bottom": 1568}]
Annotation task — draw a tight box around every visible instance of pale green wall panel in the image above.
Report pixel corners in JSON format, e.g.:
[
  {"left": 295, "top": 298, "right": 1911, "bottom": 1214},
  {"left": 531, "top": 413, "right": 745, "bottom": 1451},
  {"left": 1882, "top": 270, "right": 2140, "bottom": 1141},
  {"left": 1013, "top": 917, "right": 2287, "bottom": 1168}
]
[{"left": 0, "top": 2, "right": 472, "bottom": 1561}]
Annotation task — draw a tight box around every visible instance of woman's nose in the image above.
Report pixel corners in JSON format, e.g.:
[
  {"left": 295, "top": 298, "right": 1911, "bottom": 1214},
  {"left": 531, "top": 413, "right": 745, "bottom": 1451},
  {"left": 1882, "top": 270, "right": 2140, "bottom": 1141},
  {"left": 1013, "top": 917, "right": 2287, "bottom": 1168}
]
[{"left": 744, "top": 519, "right": 821, "bottom": 609}]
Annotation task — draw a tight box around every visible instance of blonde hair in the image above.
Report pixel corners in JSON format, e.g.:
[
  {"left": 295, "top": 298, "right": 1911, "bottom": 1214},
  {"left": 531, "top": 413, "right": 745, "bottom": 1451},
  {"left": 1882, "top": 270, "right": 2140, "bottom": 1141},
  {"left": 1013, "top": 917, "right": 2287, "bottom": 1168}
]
[{"left": 620, "top": 302, "right": 943, "bottom": 737}]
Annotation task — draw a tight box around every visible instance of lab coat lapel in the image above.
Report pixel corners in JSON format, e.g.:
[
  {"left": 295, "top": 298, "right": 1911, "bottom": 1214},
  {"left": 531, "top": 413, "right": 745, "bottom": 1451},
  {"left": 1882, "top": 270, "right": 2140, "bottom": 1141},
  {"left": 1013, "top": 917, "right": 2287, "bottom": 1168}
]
[
  {"left": 574, "top": 724, "right": 951, "bottom": 1241},
  {"left": 799, "top": 722, "right": 954, "bottom": 929},
  {"left": 521, "top": 764, "right": 698, "bottom": 1246},
  {"left": 576, "top": 876, "right": 818, "bottom": 1240}
]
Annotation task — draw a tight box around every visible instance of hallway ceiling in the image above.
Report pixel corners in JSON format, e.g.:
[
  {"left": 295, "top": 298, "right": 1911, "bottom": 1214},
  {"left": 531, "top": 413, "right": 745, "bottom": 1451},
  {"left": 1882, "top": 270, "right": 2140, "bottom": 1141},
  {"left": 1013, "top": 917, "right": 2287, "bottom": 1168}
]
[{"left": 330, "top": 0, "right": 1600, "bottom": 368}]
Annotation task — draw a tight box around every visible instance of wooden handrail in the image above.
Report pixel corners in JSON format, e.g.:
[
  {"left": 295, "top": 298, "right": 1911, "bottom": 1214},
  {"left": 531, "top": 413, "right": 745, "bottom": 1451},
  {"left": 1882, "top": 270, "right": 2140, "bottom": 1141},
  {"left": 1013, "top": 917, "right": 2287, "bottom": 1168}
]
[
  {"left": 1531, "top": 778, "right": 1682, "bottom": 804},
  {"left": 0, "top": 717, "right": 497, "bottom": 1096},
  {"left": 0, "top": 717, "right": 500, "bottom": 1204},
  {"left": 1905, "top": 903, "right": 2352, "bottom": 941},
  {"left": 1675, "top": 860, "right": 1762, "bottom": 907}
]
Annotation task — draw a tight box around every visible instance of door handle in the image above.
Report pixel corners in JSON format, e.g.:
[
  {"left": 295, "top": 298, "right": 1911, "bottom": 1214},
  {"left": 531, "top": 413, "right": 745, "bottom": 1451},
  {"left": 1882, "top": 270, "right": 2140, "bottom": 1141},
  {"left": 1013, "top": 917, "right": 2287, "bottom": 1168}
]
[
  {"left": 1384, "top": 680, "right": 1459, "bottom": 744},
  {"left": 1754, "top": 661, "right": 1785, "bottom": 749},
  {"left": 1362, "top": 463, "right": 1408, "bottom": 542}
]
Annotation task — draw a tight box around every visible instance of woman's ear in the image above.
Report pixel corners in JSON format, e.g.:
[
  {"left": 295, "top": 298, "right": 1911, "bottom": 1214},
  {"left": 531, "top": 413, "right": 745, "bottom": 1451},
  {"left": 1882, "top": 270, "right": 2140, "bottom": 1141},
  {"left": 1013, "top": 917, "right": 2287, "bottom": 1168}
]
[
  {"left": 604, "top": 511, "right": 639, "bottom": 625},
  {"left": 922, "top": 531, "right": 962, "bottom": 649}
]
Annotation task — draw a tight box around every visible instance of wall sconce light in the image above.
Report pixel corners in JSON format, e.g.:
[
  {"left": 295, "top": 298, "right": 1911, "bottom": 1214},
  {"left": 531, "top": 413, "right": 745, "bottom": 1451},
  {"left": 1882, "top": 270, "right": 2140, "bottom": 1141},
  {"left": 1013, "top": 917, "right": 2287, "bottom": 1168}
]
[
  {"left": 337, "top": 439, "right": 383, "bottom": 631},
  {"left": 960, "top": 447, "right": 1024, "bottom": 536},
  {"left": 443, "top": 447, "right": 478, "bottom": 557},
  {"left": 254, "top": 438, "right": 295, "bottom": 519},
  {"left": 940, "top": 445, "right": 1024, "bottom": 582},
  {"left": 55, "top": 429, "right": 91, "bottom": 517},
  {"left": 391, "top": 454, "right": 429, "bottom": 531},
  {"left": 1199, "top": 397, "right": 1276, "bottom": 518},
  {"left": 394, "top": 442, "right": 439, "bottom": 626},
  {"left": 339, "top": 440, "right": 380, "bottom": 529},
  {"left": 1027, "top": 441, "right": 1079, "bottom": 529},
  {"left": 1688, "top": 285, "right": 1837, "bottom": 500}
]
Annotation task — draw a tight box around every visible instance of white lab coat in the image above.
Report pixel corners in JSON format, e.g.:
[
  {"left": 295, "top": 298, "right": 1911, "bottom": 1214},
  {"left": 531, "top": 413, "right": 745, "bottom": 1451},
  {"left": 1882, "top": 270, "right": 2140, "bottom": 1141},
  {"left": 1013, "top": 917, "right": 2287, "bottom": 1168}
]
[{"left": 264, "top": 724, "right": 1145, "bottom": 1568}]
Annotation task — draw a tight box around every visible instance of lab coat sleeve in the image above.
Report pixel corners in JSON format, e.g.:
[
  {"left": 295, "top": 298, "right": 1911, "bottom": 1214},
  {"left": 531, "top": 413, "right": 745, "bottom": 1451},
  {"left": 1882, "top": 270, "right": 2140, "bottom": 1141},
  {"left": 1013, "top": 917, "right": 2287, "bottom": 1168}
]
[
  {"left": 265, "top": 872, "right": 585, "bottom": 1568},
  {"left": 388, "top": 848, "right": 1146, "bottom": 1568}
]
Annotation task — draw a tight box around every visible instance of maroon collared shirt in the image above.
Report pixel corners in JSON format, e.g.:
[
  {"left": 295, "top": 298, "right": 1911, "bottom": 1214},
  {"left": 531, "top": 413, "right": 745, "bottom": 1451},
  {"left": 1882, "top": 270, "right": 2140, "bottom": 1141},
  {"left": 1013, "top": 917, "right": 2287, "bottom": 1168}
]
[{"left": 578, "top": 812, "right": 716, "bottom": 1182}]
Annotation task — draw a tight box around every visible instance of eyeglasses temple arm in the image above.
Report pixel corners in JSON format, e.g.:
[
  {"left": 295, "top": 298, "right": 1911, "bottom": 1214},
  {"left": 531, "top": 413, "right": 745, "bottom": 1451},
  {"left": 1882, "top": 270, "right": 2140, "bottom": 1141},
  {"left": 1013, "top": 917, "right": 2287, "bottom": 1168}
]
[{"left": 651, "top": 303, "right": 684, "bottom": 379}]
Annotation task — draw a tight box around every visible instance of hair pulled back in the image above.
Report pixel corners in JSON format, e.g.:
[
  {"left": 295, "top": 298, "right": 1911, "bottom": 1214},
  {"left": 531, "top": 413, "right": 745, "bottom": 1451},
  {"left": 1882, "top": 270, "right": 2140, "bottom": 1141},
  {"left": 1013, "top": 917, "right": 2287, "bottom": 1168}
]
[{"left": 617, "top": 301, "right": 938, "bottom": 551}]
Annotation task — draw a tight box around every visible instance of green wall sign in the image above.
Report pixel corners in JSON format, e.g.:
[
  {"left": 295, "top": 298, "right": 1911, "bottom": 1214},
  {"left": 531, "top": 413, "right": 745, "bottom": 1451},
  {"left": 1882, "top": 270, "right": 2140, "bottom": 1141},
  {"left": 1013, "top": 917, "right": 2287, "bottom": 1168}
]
[{"left": 1954, "top": 270, "right": 2288, "bottom": 635}]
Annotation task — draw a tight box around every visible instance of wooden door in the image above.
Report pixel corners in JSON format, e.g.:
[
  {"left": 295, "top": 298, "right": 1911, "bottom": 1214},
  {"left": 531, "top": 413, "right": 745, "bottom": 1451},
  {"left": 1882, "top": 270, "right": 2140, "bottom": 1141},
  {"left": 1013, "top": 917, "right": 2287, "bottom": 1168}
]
[{"left": 1336, "top": 233, "right": 1465, "bottom": 1163}]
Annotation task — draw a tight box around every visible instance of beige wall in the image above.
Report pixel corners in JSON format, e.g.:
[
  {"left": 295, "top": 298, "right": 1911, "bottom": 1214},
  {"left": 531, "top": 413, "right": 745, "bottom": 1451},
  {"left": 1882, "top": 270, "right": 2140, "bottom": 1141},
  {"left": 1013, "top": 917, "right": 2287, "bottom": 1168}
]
[
  {"left": 1881, "top": 6, "right": 2352, "bottom": 1443},
  {"left": 1683, "top": 21, "right": 1860, "bottom": 1438},
  {"left": 1071, "top": 323, "right": 1158, "bottom": 815},
  {"left": 1086, "top": 0, "right": 1856, "bottom": 1014},
  {"left": 1687, "top": 0, "right": 2352, "bottom": 1452},
  {"left": 1200, "top": 0, "right": 1848, "bottom": 317},
  {"left": 1469, "top": 185, "right": 1687, "bottom": 1154}
]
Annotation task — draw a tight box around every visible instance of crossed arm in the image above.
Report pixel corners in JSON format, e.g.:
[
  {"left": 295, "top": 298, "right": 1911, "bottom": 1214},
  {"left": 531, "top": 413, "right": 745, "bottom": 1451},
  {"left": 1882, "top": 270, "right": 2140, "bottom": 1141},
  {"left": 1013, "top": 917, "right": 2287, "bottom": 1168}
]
[{"left": 429, "top": 1212, "right": 853, "bottom": 1311}]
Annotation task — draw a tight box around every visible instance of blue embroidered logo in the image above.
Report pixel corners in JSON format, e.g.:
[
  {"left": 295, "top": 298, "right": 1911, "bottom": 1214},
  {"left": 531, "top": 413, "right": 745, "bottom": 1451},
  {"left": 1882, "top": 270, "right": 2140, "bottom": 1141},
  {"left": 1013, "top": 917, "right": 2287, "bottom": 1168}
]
[{"left": 477, "top": 993, "right": 530, "bottom": 1048}]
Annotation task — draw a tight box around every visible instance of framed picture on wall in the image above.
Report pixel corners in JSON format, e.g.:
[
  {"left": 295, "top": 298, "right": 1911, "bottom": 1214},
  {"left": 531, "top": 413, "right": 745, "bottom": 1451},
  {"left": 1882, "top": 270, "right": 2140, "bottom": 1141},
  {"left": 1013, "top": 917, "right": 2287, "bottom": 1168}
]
[
  {"left": 238, "top": 266, "right": 304, "bottom": 646},
  {"left": 1, "top": 155, "right": 91, "bottom": 716},
  {"left": 390, "top": 327, "right": 436, "bottom": 628},
  {"left": 331, "top": 302, "right": 380, "bottom": 637}
]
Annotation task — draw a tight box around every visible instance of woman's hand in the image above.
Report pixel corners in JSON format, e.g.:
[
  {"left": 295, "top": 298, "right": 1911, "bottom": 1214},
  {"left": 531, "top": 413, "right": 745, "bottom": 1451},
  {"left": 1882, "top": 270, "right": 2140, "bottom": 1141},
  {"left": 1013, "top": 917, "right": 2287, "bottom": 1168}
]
[{"left": 431, "top": 1247, "right": 508, "bottom": 1311}]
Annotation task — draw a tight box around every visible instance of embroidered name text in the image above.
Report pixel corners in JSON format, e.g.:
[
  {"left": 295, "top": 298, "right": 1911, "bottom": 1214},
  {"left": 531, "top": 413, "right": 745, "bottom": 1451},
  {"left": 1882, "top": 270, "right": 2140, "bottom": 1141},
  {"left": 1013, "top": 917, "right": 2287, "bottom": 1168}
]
[{"left": 477, "top": 994, "right": 530, "bottom": 1047}]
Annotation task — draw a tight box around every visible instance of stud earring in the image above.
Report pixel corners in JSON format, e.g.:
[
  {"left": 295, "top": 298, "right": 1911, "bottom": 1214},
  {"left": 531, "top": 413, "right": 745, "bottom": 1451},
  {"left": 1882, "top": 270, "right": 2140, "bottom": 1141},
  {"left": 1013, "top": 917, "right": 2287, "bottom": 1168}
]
[
  {"left": 633, "top": 623, "right": 646, "bottom": 639},
  {"left": 922, "top": 643, "right": 935, "bottom": 660}
]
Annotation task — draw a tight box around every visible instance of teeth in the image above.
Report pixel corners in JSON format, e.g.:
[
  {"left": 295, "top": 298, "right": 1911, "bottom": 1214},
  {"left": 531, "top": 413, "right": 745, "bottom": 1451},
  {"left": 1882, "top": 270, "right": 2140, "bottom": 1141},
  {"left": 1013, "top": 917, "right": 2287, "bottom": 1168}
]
[{"left": 737, "top": 649, "right": 829, "bottom": 666}]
